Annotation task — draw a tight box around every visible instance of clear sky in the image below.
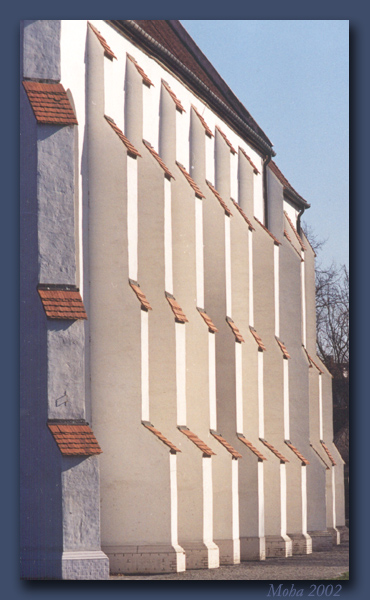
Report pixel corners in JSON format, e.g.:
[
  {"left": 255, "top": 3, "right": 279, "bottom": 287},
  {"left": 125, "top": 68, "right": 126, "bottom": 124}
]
[{"left": 181, "top": 20, "right": 349, "bottom": 270}]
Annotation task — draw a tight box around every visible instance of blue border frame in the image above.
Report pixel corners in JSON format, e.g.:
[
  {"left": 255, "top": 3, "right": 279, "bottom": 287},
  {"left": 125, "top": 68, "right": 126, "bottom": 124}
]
[{"left": 11, "top": 1, "right": 366, "bottom": 598}]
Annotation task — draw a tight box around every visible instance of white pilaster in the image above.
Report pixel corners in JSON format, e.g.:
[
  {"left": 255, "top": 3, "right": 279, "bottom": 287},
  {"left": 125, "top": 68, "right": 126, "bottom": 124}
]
[
  {"left": 141, "top": 309, "right": 149, "bottom": 422},
  {"left": 258, "top": 351, "right": 264, "bottom": 439},
  {"left": 208, "top": 332, "right": 217, "bottom": 431},
  {"left": 164, "top": 177, "right": 173, "bottom": 295},
  {"left": 176, "top": 322, "right": 186, "bottom": 425},
  {"left": 248, "top": 228, "right": 254, "bottom": 327},
  {"left": 283, "top": 358, "right": 290, "bottom": 440},
  {"left": 274, "top": 244, "right": 280, "bottom": 338},
  {"left": 127, "top": 155, "right": 138, "bottom": 281},
  {"left": 235, "top": 342, "right": 243, "bottom": 434},
  {"left": 225, "top": 215, "right": 232, "bottom": 317}
]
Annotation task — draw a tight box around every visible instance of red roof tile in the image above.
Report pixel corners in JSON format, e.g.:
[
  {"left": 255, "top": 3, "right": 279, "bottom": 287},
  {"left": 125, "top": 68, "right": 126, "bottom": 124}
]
[
  {"left": 166, "top": 293, "right": 188, "bottom": 323},
  {"left": 239, "top": 147, "right": 260, "bottom": 174},
  {"left": 37, "top": 286, "right": 87, "bottom": 320},
  {"left": 192, "top": 105, "right": 213, "bottom": 137},
  {"left": 23, "top": 80, "right": 78, "bottom": 126},
  {"left": 320, "top": 441, "right": 337, "bottom": 466},
  {"left": 206, "top": 180, "right": 233, "bottom": 216},
  {"left": 304, "top": 348, "right": 324, "bottom": 374},
  {"left": 285, "top": 441, "right": 309, "bottom": 465},
  {"left": 176, "top": 162, "right": 205, "bottom": 198},
  {"left": 129, "top": 281, "right": 152, "bottom": 311},
  {"left": 104, "top": 116, "right": 141, "bottom": 157},
  {"left": 127, "top": 53, "right": 154, "bottom": 86},
  {"left": 310, "top": 443, "right": 330, "bottom": 469},
  {"left": 143, "top": 140, "right": 174, "bottom": 179},
  {"left": 211, "top": 431, "right": 242, "bottom": 459},
  {"left": 284, "top": 211, "right": 306, "bottom": 251},
  {"left": 275, "top": 337, "right": 291, "bottom": 359},
  {"left": 88, "top": 22, "right": 117, "bottom": 60},
  {"left": 260, "top": 439, "right": 289, "bottom": 463},
  {"left": 215, "top": 125, "right": 237, "bottom": 154},
  {"left": 231, "top": 199, "right": 255, "bottom": 230},
  {"left": 178, "top": 427, "right": 215, "bottom": 456},
  {"left": 284, "top": 229, "right": 304, "bottom": 261},
  {"left": 162, "top": 80, "right": 186, "bottom": 112},
  {"left": 142, "top": 422, "right": 181, "bottom": 452},
  {"left": 226, "top": 317, "right": 245, "bottom": 343},
  {"left": 254, "top": 217, "right": 281, "bottom": 245},
  {"left": 268, "top": 160, "right": 307, "bottom": 206},
  {"left": 48, "top": 422, "right": 102, "bottom": 456},
  {"left": 249, "top": 327, "right": 266, "bottom": 351},
  {"left": 237, "top": 434, "right": 267, "bottom": 460},
  {"left": 197, "top": 308, "right": 218, "bottom": 333}
]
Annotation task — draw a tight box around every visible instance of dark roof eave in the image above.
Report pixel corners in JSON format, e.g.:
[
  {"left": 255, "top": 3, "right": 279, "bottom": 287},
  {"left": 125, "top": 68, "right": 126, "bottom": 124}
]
[
  {"left": 283, "top": 186, "right": 310, "bottom": 210},
  {"left": 108, "top": 19, "right": 275, "bottom": 159}
]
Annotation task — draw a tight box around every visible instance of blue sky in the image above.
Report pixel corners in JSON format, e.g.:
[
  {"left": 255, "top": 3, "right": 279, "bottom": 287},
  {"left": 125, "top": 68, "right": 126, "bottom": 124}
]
[{"left": 181, "top": 20, "right": 349, "bottom": 270}]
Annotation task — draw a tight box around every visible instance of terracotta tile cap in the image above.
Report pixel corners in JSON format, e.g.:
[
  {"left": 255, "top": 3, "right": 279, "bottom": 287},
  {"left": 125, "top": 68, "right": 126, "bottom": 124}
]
[
  {"left": 285, "top": 440, "right": 309, "bottom": 465},
  {"left": 191, "top": 105, "right": 214, "bottom": 137},
  {"left": 197, "top": 308, "right": 218, "bottom": 333},
  {"left": 211, "top": 431, "right": 242, "bottom": 459},
  {"left": 142, "top": 422, "right": 181, "bottom": 453},
  {"left": 259, "top": 439, "right": 289, "bottom": 462},
  {"left": 310, "top": 443, "right": 330, "bottom": 469},
  {"left": 284, "top": 229, "right": 304, "bottom": 261},
  {"left": 165, "top": 293, "right": 188, "bottom": 323},
  {"left": 178, "top": 426, "right": 215, "bottom": 456},
  {"left": 249, "top": 326, "right": 266, "bottom": 351},
  {"left": 88, "top": 22, "right": 117, "bottom": 60},
  {"left": 303, "top": 347, "right": 324, "bottom": 373},
  {"left": 206, "top": 180, "right": 233, "bottom": 216},
  {"left": 284, "top": 211, "right": 306, "bottom": 251},
  {"left": 37, "top": 285, "right": 87, "bottom": 320},
  {"left": 48, "top": 421, "right": 102, "bottom": 456},
  {"left": 237, "top": 434, "right": 267, "bottom": 460},
  {"left": 320, "top": 441, "right": 337, "bottom": 466},
  {"left": 254, "top": 217, "right": 281, "bottom": 245},
  {"left": 231, "top": 199, "right": 255, "bottom": 230},
  {"left": 268, "top": 160, "right": 307, "bottom": 205},
  {"left": 275, "top": 336, "right": 290, "bottom": 359},
  {"left": 226, "top": 317, "right": 245, "bottom": 343},
  {"left": 22, "top": 80, "right": 78, "bottom": 126},
  {"left": 162, "top": 80, "right": 186, "bottom": 112},
  {"left": 301, "top": 228, "right": 316, "bottom": 257},
  {"left": 129, "top": 280, "right": 152, "bottom": 311},
  {"left": 176, "top": 162, "right": 205, "bottom": 198},
  {"left": 143, "top": 140, "right": 174, "bottom": 179},
  {"left": 104, "top": 116, "right": 141, "bottom": 157},
  {"left": 127, "top": 54, "right": 154, "bottom": 86},
  {"left": 215, "top": 125, "right": 237, "bottom": 154},
  {"left": 239, "top": 147, "right": 260, "bottom": 174}
]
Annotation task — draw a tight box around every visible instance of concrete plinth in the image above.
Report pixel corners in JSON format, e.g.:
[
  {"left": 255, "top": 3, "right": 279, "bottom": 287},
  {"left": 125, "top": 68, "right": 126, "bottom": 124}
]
[
  {"left": 240, "top": 536, "right": 266, "bottom": 561},
  {"left": 328, "top": 527, "right": 341, "bottom": 545},
  {"left": 215, "top": 538, "right": 240, "bottom": 565},
  {"left": 61, "top": 551, "right": 109, "bottom": 580},
  {"left": 105, "top": 544, "right": 186, "bottom": 575},
  {"left": 336, "top": 525, "right": 349, "bottom": 543},
  {"left": 265, "top": 535, "right": 293, "bottom": 558},
  {"left": 288, "top": 533, "right": 312, "bottom": 555},
  {"left": 180, "top": 541, "right": 219, "bottom": 570},
  {"left": 308, "top": 530, "right": 333, "bottom": 551},
  {"left": 21, "top": 550, "right": 110, "bottom": 580}
]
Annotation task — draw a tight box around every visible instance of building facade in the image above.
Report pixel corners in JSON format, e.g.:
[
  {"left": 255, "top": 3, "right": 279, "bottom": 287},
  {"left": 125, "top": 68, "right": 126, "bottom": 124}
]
[{"left": 20, "top": 20, "right": 348, "bottom": 580}]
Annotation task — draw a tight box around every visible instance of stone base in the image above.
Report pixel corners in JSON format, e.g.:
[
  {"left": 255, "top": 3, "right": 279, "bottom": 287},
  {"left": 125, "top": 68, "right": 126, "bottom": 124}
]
[
  {"left": 328, "top": 527, "right": 340, "bottom": 545},
  {"left": 180, "top": 540, "right": 219, "bottom": 570},
  {"left": 20, "top": 549, "right": 110, "bottom": 580},
  {"left": 104, "top": 544, "right": 186, "bottom": 575},
  {"left": 336, "top": 525, "right": 349, "bottom": 543},
  {"left": 265, "top": 535, "right": 293, "bottom": 558},
  {"left": 308, "top": 530, "right": 333, "bottom": 552},
  {"left": 288, "top": 533, "right": 312, "bottom": 555},
  {"left": 214, "top": 538, "right": 240, "bottom": 565},
  {"left": 240, "top": 536, "right": 266, "bottom": 561},
  {"left": 62, "top": 550, "right": 110, "bottom": 580}
]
